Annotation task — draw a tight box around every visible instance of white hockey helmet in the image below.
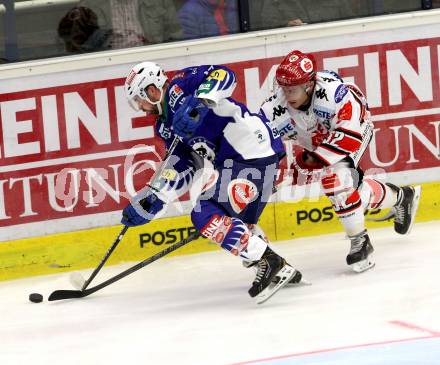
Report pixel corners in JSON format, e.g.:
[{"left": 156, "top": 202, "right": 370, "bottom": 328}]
[{"left": 124, "top": 61, "right": 168, "bottom": 113}]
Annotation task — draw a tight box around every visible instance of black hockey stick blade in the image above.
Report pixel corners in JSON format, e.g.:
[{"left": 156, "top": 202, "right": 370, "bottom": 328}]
[
  {"left": 48, "top": 289, "right": 85, "bottom": 301},
  {"left": 48, "top": 231, "right": 200, "bottom": 302}
]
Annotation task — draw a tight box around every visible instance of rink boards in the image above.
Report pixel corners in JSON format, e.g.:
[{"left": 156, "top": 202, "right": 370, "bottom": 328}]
[
  {"left": 0, "top": 181, "right": 438, "bottom": 281},
  {"left": 1, "top": 12, "right": 440, "bottom": 281}
]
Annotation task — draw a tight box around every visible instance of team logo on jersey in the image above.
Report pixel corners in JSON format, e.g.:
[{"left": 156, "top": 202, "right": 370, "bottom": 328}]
[
  {"left": 228, "top": 179, "right": 258, "bottom": 214},
  {"left": 189, "top": 137, "right": 216, "bottom": 161},
  {"left": 272, "top": 105, "right": 288, "bottom": 121},
  {"left": 315, "top": 88, "right": 328, "bottom": 101},
  {"left": 338, "top": 101, "right": 353, "bottom": 121},
  {"left": 334, "top": 84, "right": 349, "bottom": 103},
  {"left": 169, "top": 84, "right": 184, "bottom": 108}
]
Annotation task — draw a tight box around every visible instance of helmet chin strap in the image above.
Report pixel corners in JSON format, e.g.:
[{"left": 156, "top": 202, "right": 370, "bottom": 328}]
[
  {"left": 145, "top": 87, "right": 164, "bottom": 115},
  {"left": 304, "top": 80, "right": 314, "bottom": 95}
]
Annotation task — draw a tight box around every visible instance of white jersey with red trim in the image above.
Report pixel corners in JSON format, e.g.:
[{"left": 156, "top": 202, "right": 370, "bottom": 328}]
[{"left": 260, "top": 71, "right": 373, "bottom": 167}]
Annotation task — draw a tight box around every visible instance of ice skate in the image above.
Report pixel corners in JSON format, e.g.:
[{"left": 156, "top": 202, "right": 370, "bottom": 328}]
[
  {"left": 248, "top": 247, "right": 296, "bottom": 304},
  {"left": 243, "top": 258, "right": 309, "bottom": 286},
  {"left": 346, "top": 230, "right": 375, "bottom": 273},
  {"left": 387, "top": 183, "right": 421, "bottom": 235}
]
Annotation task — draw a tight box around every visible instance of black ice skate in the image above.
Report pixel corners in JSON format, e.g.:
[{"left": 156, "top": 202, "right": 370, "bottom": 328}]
[
  {"left": 243, "top": 258, "right": 308, "bottom": 286},
  {"left": 346, "top": 230, "right": 375, "bottom": 273},
  {"left": 387, "top": 183, "right": 422, "bottom": 235},
  {"left": 248, "top": 247, "right": 296, "bottom": 304}
]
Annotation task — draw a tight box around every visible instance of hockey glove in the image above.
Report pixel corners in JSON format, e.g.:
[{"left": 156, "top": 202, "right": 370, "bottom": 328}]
[
  {"left": 291, "top": 150, "right": 325, "bottom": 185},
  {"left": 172, "top": 95, "right": 209, "bottom": 138},
  {"left": 121, "top": 191, "right": 165, "bottom": 227}
]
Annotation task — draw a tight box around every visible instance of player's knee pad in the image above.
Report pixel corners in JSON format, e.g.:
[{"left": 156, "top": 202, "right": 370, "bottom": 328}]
[
  {"left": 199, "top": 214, "right": 251, "bottom": 255},
  {"left": 198, "top": 215, "right": 267, "bottom": 261},
  {"left": 321, "top": 164, "right": 363, "bottom": 217},
  {"left": 360, "top": 178, "right": 396, "bottom": 209},
  {"left": 322, "top": 175, "right": 361, "bottom": 217}
]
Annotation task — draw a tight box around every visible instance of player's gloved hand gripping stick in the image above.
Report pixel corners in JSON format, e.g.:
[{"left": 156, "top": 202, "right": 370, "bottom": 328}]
[
  {"left": 172, "top": 95, "right": 209, "bottom": 138},
  {"left": 64, "top": 136, "right": 187, "bottom": 295}
]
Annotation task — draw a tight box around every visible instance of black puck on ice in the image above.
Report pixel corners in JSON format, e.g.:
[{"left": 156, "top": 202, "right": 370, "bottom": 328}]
[{"left": 29, "top": 293, "right": 43, "bottom": 303}]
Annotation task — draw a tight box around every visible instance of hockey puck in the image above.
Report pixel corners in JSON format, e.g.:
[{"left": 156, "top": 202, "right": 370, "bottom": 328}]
[{"left": 29, "top": 293, "right": 43, "bottom": 303}]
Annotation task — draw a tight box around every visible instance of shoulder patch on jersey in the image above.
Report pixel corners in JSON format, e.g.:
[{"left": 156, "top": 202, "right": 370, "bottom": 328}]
[
  {"left": 338, "top": 101, "right": 353, "bottom": 121},
  {"left": 334, "top": 84, "right": 349, "bottom": 103},
  {"left": 169, "top": 84, "right": 184, "bottom": 108},
  {"left": 207, "top": 69, "right": 227, "bottom": 81}
]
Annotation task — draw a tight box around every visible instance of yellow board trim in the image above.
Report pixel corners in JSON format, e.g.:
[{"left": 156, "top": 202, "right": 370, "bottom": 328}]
[{"left": 0, "top": 182, "right": 438, "bottom": 281}]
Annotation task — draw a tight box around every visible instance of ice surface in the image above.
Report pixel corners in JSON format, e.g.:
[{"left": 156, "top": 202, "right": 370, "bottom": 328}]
[{"left": 1, "top": 221, "right": 439, "bottom": 365}]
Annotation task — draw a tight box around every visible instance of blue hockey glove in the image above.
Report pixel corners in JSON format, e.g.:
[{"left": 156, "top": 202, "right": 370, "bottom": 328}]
[
  {"left": 172, "top": 95, "right": 209, "bottom": 138},
  {"left": 121, "top": 191, "right": 165, "bottom": 227}
]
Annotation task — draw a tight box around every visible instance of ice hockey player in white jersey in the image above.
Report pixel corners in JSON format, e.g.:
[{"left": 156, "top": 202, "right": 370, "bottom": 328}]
[{"left": 260, "top": 50, "right": 421, "bottom": 272}]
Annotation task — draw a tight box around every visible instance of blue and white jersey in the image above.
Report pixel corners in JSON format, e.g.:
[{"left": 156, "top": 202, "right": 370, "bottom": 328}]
[{"left": 157, "top": 65, "right": 284, "bottom": 166}]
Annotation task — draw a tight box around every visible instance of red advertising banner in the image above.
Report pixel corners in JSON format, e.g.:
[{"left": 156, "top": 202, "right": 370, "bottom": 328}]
[{"left": 0, "top": 37, "right": 439, "bottom": 228}]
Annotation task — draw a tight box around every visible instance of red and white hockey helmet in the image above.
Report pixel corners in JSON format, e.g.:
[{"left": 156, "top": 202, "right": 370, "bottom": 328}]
[
  {"left": 124, "top": 61, "right": 168, "bottom": 111},
  {"left": 275, "top": 50, "right": 316, "bottom": 87}
]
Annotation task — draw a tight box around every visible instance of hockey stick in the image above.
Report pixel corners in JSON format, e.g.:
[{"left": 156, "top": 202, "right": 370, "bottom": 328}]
[
  {"left": 48, "top": 231, "right": 200, "bottom": 301},
  {"left": 68, "top": 136, "right": 182, "bottom": 291},
  {"left": 78, "top": 225, "right": 128, "bottom": 291}
]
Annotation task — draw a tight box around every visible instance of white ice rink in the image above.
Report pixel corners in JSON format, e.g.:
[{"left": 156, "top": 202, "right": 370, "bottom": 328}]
[{"left": 1, "top": 221, "right": 439, "bottom": 365}]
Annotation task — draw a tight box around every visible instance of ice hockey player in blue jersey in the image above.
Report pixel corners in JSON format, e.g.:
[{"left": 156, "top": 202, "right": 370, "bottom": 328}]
[{"left": 121, "top": 61, "right": 303, "bottom": 303}]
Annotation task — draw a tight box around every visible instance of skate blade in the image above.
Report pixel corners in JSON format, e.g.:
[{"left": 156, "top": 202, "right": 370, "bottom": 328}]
[
  {"left": 286, "top": 277, "right": 312, "bottom": 286},
  {"left": 405, "top": 185, "right": 421, "bottom": 235},
  {"left": 350, "top": 256, "right": 375, "bottom": 273},
  {"left": 256, "top": 265, "right": 296, "bottom": 305}
]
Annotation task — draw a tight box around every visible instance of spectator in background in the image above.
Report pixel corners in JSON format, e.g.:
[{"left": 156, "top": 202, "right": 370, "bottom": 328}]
[
  {"left": 79, "top": 0, "right": 182, "bottom": 49},
  {"left": 178, "top": 0, "right": 239, "bottom": 39},
  {"left": 58, "top": 6, "right": 112, "bottom": 53},
  {"left": 257, "top": 0, "right": 363, "bottom": 30},
  {"left": 251, "top": 0, "right": 306, "bottom": 30}
]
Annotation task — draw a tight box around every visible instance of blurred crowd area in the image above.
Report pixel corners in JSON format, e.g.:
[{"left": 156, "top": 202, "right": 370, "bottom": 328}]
[{"left": 0, "top": 0, "right": 438, "bottom": 64}]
